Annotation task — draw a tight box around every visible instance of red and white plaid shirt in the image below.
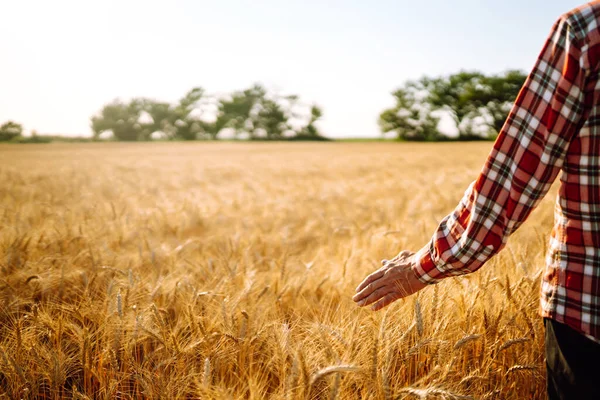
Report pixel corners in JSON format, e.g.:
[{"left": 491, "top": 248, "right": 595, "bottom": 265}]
[{"left": 413, "top": 2, "right": 600, "bottom": 341}]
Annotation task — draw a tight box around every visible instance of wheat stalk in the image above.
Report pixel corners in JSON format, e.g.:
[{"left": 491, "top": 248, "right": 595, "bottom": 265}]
[
  {"left": 506, "top": 364, "right": 539, "bottom": 374},
  {"left": 308, "top": 365, "right": 359, "bottom": 390},
  {"left": 453, "top": 334, "right": 482, "bottom": 350},
  {"left": 396, "top": 387, "right": 475, "bottom": 399},
  {"left": 498, "top": 338, "right": 530, "bottom": 353},
  {"left": 202, "top": 357, "right": 211, "bottom": 387}
]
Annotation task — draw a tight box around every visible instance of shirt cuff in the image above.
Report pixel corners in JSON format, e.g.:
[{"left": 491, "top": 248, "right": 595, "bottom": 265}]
[{"left": 412, "top": 243, "right": 448, "bottom": 284}]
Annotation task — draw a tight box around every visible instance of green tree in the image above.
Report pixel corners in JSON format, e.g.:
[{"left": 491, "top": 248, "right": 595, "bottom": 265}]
[
  {"left": 380, "top": 70, "right": 527, "bottom": 141},
  {"left": 297, "top": 105, "right": 323, "bottom": 137},
  {"left": 424, "top": 71, "right": 485, "bottom": 138},
  {"left": 255, "top": 98, "right": 289, "bottom": 139},
  {"left": 473, "top": 70, "right": 527, "bottom": 137},
  {"left": 91, "top": 85, "right": 324, "bottom": 141},
  {"left": 214, "top": 84, "right": 277, "bottom": 139},
  {"left": 379, "top": 81, "right": 440, "bottom": 141},
  {"left": 143, "top": 87, "right": 207, "bottom": 140},
  {"left": 143, "top": 100, "right": 175, "bottom": 139},
  {"left": 172, "top": 87, "right": 206, "bottom": 140},
  {"left": 0, "top": 121, "right": 23, "bottom": 141},
  {"left": 91, "top": 99, "right": 147, "bottom": 141}
]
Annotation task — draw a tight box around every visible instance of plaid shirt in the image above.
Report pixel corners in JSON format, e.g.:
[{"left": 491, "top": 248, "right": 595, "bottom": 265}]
[{"left": 413, "top": 2, "right": 600, "bottom": 341}]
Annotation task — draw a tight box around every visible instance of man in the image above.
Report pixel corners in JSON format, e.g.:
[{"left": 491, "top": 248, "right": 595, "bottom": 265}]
[{"left": 353, "top": 2, "right": 600, "bottom": 399}]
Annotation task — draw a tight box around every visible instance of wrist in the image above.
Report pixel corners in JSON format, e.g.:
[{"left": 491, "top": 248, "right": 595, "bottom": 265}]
[{"left": 412, "top": 243, "right": 447, "bottom": 284}]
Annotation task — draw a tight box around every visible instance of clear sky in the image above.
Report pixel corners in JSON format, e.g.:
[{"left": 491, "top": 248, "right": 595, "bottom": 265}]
[{"left": 0, "top": 0, "right": 586, "bottom": 138}]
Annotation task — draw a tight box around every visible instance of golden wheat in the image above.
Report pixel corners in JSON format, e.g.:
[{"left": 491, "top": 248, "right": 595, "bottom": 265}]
[{"left": 0, "top": 142, "right": 555, "bottom": 399}]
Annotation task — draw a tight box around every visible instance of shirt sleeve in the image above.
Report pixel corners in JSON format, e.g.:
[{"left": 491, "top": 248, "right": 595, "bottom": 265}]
[{"left": 413, "top": 16, "right": 589, "bottom": 283}]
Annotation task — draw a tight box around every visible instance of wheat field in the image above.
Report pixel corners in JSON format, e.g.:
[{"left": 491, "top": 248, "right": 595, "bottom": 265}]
[{"left": 0, "top": 142, "right": 556, "bottom": 399}]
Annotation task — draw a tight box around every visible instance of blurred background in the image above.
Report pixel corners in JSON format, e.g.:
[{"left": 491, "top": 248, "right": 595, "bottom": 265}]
[{"left": 0, "top": 0, "right": 584, "bottom": 142}]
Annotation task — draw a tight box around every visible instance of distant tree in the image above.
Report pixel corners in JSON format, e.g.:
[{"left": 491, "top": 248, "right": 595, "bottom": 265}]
[
  {"left": 296, "top": 105, "right": 323, "bottom": 137},
  {"left": 0, "top": 121, "right": 23, "bottom": 141},
  {"left": 380, "top": 70, "right": 527, "bottom": 141},
  {"left": 143, "top": 100, "right": 176, "bottom": 139},
  {"left": 143, "top": 87, "right": 207, "bottom": 140},
  {"left": 91, "top": 99, "right": 147, "bottom": 141},
  {"left": 203, "top": 114, "right": 227, "bottom": 140},
  {"left": 213, "top": 85, "right": 263, "bottom": 139},
  {"left": 423, "top": 71, "right": 485, "bottom": 138},
  {"left": 255, "top": 98, "right": 289, "bottom": 139},
  {"left": 472, "top": 70, "right": 527, "bottom": 137},
  {"left": 379, "top": 81, "right": 440, "bottom": 141},
  {"left": 172, "top": 87, "right": 206, "bottom": 140},
  {"left": 213, "top": 84, "right": 298, "bottom": 140},
  {"left": 91, "top": 88, "right": 211, "bottom": 141},
  {"left": 91, "top": 84, "right": 326, "bottom": 141}
]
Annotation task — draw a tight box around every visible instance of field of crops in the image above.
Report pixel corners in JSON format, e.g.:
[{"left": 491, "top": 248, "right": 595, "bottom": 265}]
[{"left": 0, "top": 142, "right": 556, "bottom": 399}]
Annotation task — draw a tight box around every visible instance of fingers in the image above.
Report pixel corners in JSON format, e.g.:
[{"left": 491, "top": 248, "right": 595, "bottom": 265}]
[
  {"left": 353, "top": 277, "right": 387, "bottom": 303},
  {"left": 397, "top": 250, "right": 412, "bottom": 259},
  {"left": 371, "top": 292, "right": 401, "bottom": 311},
  {"left": 354, "top": 250, "right": 424, "bottom": 311},
  {"left": 391, "top": 250, "right": 413, "bottom": 263},
  {"left": 354, "top": 259, "right": 410, "bottom": 303},
  {"left": 355, "top": 286, "right": 393, "bottom": 308},
  {"left": 355, "top": 269, "right": 385, "bottom": 293}
]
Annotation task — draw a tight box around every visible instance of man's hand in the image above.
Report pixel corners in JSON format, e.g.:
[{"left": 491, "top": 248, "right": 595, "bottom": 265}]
[{"left": 353, "top": 250, "right": 427, "bottom": 311}]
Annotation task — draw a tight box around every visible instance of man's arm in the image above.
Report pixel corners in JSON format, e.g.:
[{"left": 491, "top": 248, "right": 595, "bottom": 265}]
[
  {"left": 354, "top": 15, "right": 589, "bottom": 310},
  {"left": 413, "top": 16, "right": 588, "bottom": 283}
]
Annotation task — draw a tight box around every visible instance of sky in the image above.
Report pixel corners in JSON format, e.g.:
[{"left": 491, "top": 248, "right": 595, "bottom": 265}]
[{"left": 0, "top": 0, "right": 587, "bottom": 138}]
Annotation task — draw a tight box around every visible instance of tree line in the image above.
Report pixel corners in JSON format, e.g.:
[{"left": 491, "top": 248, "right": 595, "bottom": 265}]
[
  {"left": 379, "top": 70, "right": 527, "bottom": 141},
  {"left": 91, "top": 84, "right": 326, "bottom": 141},
  {"left": 0, "top": 70, "right": 527, "bottom": 143}
]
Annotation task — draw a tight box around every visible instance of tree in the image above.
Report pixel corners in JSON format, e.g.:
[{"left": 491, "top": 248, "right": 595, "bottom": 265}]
[
  {"left": 90, "top": 84, "right": 325, "bottom": 141},
  {"left": 424, "top": 71, "right": 485, "bottom": 138},
  {"left": 91, "top": 99, "right": 147, "bottom": 141},
  {"left": 379, "top": 81, "right": 440, "bottom": 141},
  {"left": 172, "top": 87, "right": 206, "bottom": 140},
  {"left": 473, "top": 70, "right": 527, "bottom": 137},
  {"left": 214, "top": 85, "right": 265, "bottom": 139},
  {"left": 143, "top": 100, "right": 175, "bottom": 139},
  {"left": 0, "top": 121, "right": 23, "bottom": 141},
  {"left": 383, "top": 70, "right": 526, "bottom": 140},
  {"left": 213, "top": 84, "right": 298, "bottom": 140},
  {"left": 143, "top": 87, "right": 207, "bottom": 140},
  {"left": 297, "top": 105, "right": 323, "bottom": 137},
  {"left": 91, "top": 88, "right": 211, "bottom": 141},
  {"left": 255, "top": 98, "right": 289, "bottom": 139}
]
